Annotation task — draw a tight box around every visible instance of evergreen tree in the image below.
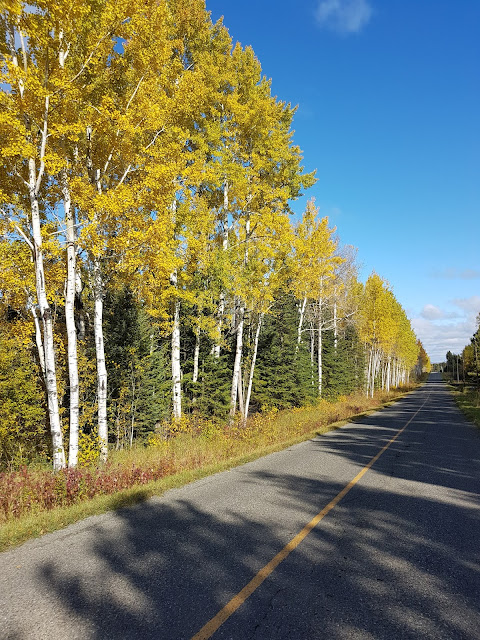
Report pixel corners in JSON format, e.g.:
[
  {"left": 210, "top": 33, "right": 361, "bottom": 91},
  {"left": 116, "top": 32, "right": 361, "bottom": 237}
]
[
  {"left": 104, "top": 288, "right": 172, "bottom": 445},
  {"left": 190, "top": 353, "right": 232, "bottom": 420},
  {"left": 323, "top": 325, "right": 364, "bottom": 399},
  {"left": 134, "top": 344, "right": 171, "bottom": 438},
  {"left": 253, "top": 294, "right": 316, "bottom": 411}
]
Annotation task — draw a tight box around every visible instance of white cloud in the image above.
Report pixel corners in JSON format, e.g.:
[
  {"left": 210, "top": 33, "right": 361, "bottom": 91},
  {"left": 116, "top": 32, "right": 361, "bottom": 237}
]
[
  {"left": 420, "top": 304, "right": 443, "bottom": 320},
  {"left": 412, "top": 296, "right": 480, "bottom": 361},
  {"left": 431, "top": 268, "right": 480, "bottom": 280},
  {"left": 452, "top": 295, "right": 480, "bottom": 315},
  {"left": 315, "top": 0, "right": 373, "bottom": 34},
  {"left": 411, "top": 316, "right": 476, "bottom": 362},
  {"left": 420, "top": 304, "right": 459, "bottom": 321}
]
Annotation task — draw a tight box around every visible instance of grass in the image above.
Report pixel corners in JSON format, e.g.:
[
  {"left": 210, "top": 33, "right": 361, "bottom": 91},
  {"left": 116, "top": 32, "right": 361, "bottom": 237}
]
[
  {"left": 451, "top": 385, "right": 480, "bottom": 429},
  {"left": 0, "top": 386, "right": 416, "bottom": 552}
]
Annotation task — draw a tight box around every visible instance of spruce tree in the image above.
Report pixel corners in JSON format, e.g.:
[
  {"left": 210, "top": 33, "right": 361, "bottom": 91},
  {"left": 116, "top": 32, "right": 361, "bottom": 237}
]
[{"left": 253, "top": 293, "right": 316, "bottom": 411}]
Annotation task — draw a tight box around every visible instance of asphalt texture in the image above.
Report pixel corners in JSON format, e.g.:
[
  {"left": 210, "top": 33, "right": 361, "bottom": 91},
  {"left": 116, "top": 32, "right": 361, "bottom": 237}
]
[{"left": 1, "top": 373, "right": 479, "bottom": 640}]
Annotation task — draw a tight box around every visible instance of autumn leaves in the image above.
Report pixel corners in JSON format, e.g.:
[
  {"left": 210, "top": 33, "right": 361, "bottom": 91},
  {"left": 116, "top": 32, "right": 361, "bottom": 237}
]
[{"left": 0, "top": 1, "right": 426, "bottom": 471}]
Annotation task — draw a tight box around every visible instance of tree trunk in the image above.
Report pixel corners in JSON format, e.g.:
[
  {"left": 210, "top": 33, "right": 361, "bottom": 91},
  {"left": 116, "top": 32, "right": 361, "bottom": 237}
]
[
  {"left": 317, "top": 298, "right": 323, "bottom": 397},
  {"left": 171, "top": 293, "right": 182, "bottom": 420},
  {"left": 192, "top": 324, "right": 200, "bottom": 384},
  {"left": 63, "top": 171, "right": 80, "bottom": 468},
  {"left": 75, "top": 271, "right": 86, "bottom": 341},
  {"left": 93, "top": 258, "right": 108, "bottom": 463},
  {"left": 297, "top": 297, "right": 307, "bottom": 347},
  {"left": 230, "top": 302, "right": 245, "bottom": 419},
  {"left": 237, "top": 364, "right": 244, "bottom": 418},
  {"left": 130, "top": 364, "right": 136, "bottom": 448},
  {"left": 333, "top": 300, "right": 338, "bottom": 352},
  {"left": 372, "top": 350, "right": 381, "bottom": 397},
  {"left": 30, "top": 305, "right": 46, "bottom": 378},
  {"left": 213, "top": 180, "right": 229, "bottom": 358},
  {"left": 29, "top": 155, "right": 66, "bottom": 471},
  {"left": 310, "top": 321, "right": 315, "bottom": 387},
  {"left": 243, "top": 312, "right": 263, "bottom": 425}
]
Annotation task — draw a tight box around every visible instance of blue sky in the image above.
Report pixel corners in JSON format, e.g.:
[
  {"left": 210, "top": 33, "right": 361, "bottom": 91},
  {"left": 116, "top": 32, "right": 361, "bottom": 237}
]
[{"left": 206, "top": 0, "right": 480, "bottom": 362}]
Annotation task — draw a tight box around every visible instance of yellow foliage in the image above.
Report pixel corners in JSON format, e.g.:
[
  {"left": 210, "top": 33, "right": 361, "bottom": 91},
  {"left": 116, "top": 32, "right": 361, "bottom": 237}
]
[{"left": 78, "top": 428, "right": 101, "bottom": 467}]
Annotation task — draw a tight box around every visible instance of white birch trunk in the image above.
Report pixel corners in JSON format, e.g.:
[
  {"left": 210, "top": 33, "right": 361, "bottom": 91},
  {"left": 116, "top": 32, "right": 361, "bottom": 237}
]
[
  {"left": 317, "top": 298, "right": 323, "bottom": 397},
  {"left": 243, "top": 312, "right": 263, "bottom": 425},
  {"left": 28, "top": 120, "right": 66, "bottom": 471},
  {"left": 372, "top": 350, "right": 381, "bottom": 397},
  {"left": 63, "top": 171, "right": 80, "bottom": 468},
  {"left": 75, "top": 271, "right": 86, "bottom": 341},
  {"left": 93, "top": 258, "right": 108, "bottom": 463},
  {"left": 30, "top": 305, "right": 46, "bottom": 378},
  {"left": 171, "top": 295, "right": 182, "bottom": 420},
  {"left": 365, "top": 347, "right": 372, "bottom": 397},
  {"left": 213, "top": 181, "right": 229, "bottom": 358},
  {"left": 296, "top": 297, "right": 307, "bottom": 348},
  {"left": 230, "top": 302, "right": 245, "bottom": 419},
  {"left": 237, "top": 364, "right": 244, "bottom": 418},
  {"left": 192, "top": 324, "right": 200, "bottom": 384},
  {"left": 333, "top": 299, "right": 338, "bottom": 352},
  {"left": 60, "top": 23, "right": 79, "bottom": 468},
  {"left": 372, "top": 351, "right": 378, "bottom": 397},
  {"left": 310, "top": 322, "right": 315, "bottom": 387},
  {"left": 130, "top": 366, "right": 136, "bottom": 447}
]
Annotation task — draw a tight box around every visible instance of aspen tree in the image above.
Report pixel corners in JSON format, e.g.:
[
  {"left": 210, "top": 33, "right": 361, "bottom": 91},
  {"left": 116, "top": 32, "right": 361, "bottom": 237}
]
[
  {"left": 72, "top": 0, "right": 204, "bottom": 446},
  {"left": 224, "top": 45, "right": 315, "bottom": 418},
  {"left": 149, "top": 2, "right": 236, "bottom": 418},
  {"left": 358, "top": 273, "right": 418, "bottom": 396},
  {"left": 291, "top": 200, "right": 342, "bottom": 396},
  {"left": 359, "top": 274, "right": 388, "bottom": 397},
  {"left": 0, "top": 0, "right": 82, "bottom": 469},
  {"left": 241, "top": 213, "right": 293, "bottom": 424}
]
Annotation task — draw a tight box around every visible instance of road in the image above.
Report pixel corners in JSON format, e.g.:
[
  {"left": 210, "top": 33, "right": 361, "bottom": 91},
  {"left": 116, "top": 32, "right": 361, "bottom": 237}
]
[{"left": 1, "top": 373, "right": 479, "bottom": 639}]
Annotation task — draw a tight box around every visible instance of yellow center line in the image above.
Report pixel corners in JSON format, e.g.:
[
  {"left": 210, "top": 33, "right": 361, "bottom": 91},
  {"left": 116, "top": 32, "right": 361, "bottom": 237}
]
[{"left": 191, "top": 394, "right": 430, "bottom": 640}]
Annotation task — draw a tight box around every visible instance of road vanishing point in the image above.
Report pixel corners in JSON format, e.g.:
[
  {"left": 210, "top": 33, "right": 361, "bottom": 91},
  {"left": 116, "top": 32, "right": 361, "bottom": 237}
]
[{"left": 1, "top": 373, "right": 479, "bottom": 639}]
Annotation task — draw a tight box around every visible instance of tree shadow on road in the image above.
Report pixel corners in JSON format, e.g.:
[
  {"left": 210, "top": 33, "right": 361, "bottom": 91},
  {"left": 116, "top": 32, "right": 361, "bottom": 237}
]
[
  {"left": 6, "top": 374, "right": 480, "bottom": 639},
  {"left": 312, "top": 374, "right": 480, "bottom": 496}
]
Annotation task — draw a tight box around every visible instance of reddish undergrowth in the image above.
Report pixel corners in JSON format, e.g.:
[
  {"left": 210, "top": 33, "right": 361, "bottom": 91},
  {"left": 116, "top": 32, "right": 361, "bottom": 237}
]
[{"left": 0, "top": 462, "right": 172, "bottom": 523}]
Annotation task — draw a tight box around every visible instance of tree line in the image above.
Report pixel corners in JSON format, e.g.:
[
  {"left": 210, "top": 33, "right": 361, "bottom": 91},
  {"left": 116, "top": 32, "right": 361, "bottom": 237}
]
[
  {"left": 0, "top": 0, "right": 429, "bottom": 471},
  {"left": 444, "top": 315, "right": 480, "bottom": 382}
]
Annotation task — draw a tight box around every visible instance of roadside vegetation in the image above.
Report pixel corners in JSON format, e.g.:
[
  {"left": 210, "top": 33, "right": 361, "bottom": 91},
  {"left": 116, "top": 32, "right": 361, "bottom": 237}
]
[
  {"left": 1, "top": 2, "right": 431, "bottom": 553},
  {"left": 1, "top": 0, "right": 430, "bottom": 477},
  {"left": 442, "top": 315, "right": 480, "bottom": 429},
  {"left": 453, "top": 387, "right": 480, "bottom": 429},
  {"left": 0, "top": 385, "right": 416, "bottom": 551}
]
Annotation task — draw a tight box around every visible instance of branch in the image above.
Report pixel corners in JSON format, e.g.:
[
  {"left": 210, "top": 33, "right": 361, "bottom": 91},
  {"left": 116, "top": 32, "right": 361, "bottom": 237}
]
[
  {"left": 15, "top": 224, "right": 34, "bottom": 252},
  {"left": 35, "top": 95, "right": 49, "bottom": 193},
  {"left": 116, "top": 164, "right": 132, "bottom": 189},
  {"left": 1, "top": 209, "right": 35, "bottom": 253},
  {"left": 59, "top": 29, "right": 114, "bottom": 91},
  {"left": 98, "top": 79, "right": 146, "bottom": 181},
  {"left": 145, "top": 127, "right": 165, "bottom": 151},
  {"left": 125, "top": 75, "right": 144, "bottom": 112},
  {"left": 14, "top": 170, "right": 30, "bottom": 189},
  {"left": 102, "top": 148, "right": 115, "bottom": 178},
  {"left": 47, "top": 222, "right": 83, "bottom": 236},
  {"left": 19, "top": 29, "right": 27, "bottom": 72}
]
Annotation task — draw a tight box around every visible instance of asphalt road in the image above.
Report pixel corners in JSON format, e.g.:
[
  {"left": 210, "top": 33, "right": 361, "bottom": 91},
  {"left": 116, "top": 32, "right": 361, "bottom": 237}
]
[{"left": 1, "top": 373, "right": 479, "bottom": 640}]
